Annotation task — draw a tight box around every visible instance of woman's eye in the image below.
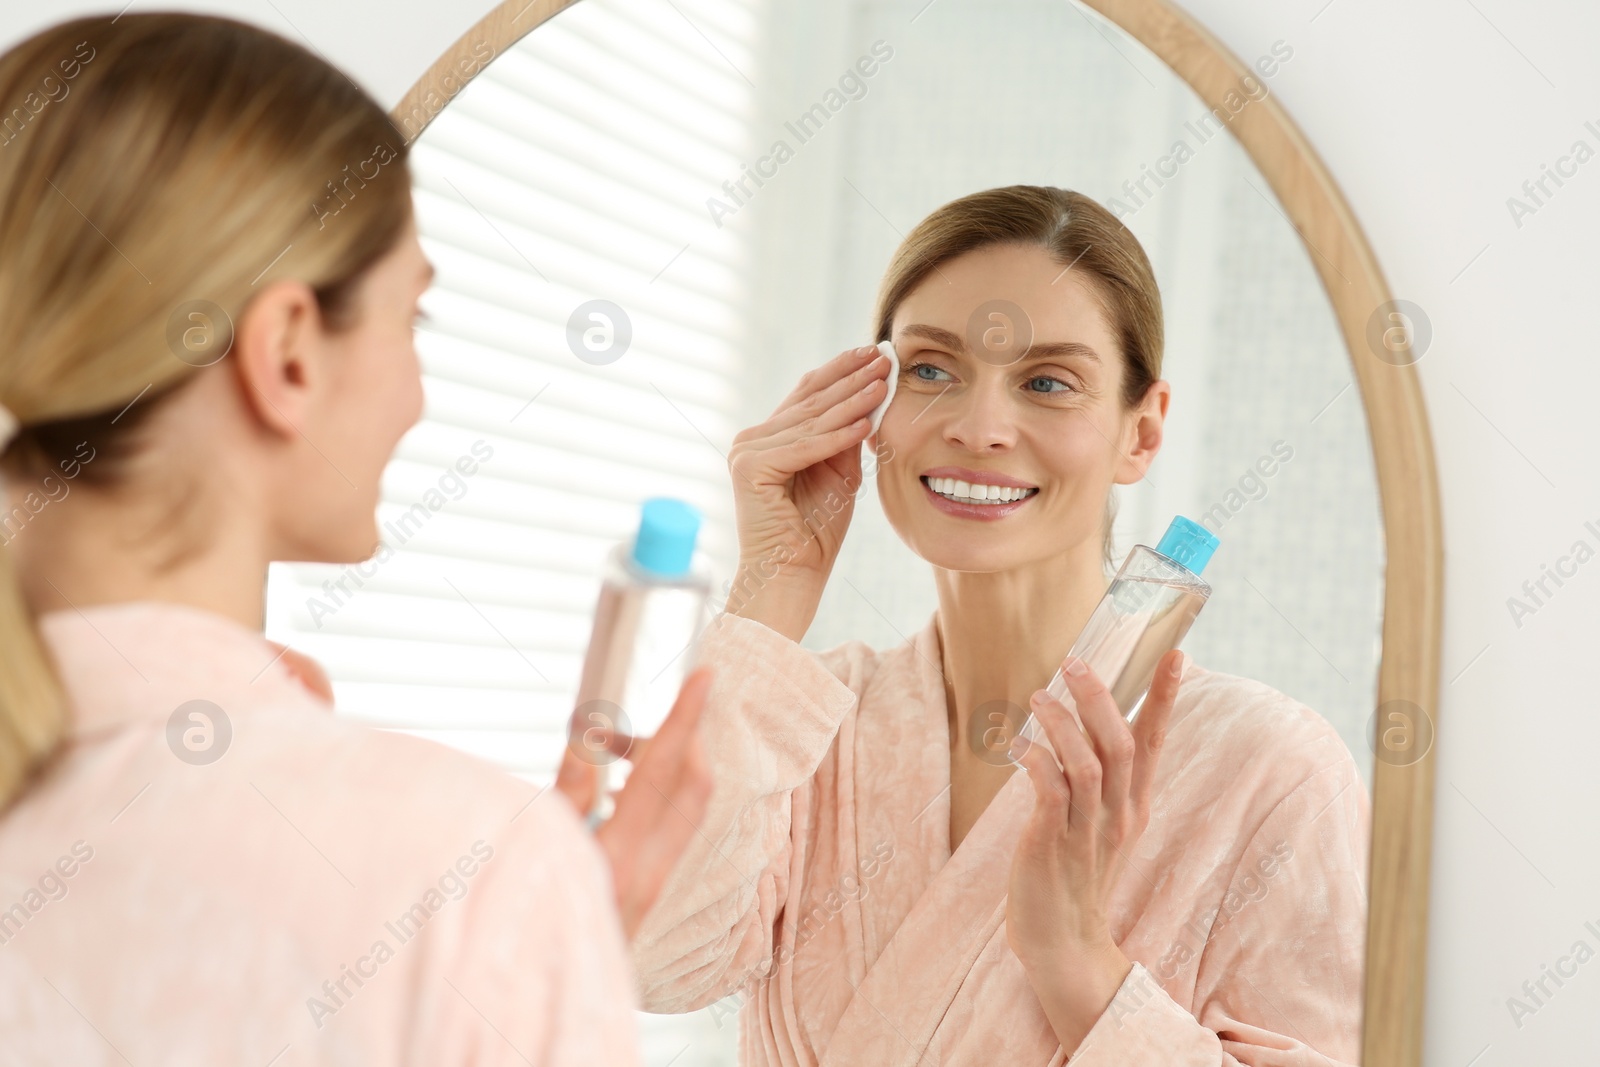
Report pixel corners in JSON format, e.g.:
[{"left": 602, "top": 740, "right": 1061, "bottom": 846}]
[
  {"left": 905, "top": 361, "right": 951, "bottom": 382},
  {"left": 1028, "top": 375, "right": 1073, "bottom": 394}
]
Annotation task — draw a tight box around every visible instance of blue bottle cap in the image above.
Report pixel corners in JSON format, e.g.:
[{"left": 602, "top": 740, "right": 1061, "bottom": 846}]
[
  {"left": 630, "top": 498, "right": 702, "bottom": 578},
  {"left": 1155, "top": 515, "right": 1219, "bottom": 575}
]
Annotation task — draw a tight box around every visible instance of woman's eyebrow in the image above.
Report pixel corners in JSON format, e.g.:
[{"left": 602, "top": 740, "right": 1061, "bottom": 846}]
[
  {"left": 1020, "top": 340, "right": 1101, "bottom": 364},
  {"left": 899, "top": 323, "right": 1101, "bottom": 364},
  {"left": 900, "top": 323, "right": 965, "bottom": 350}
]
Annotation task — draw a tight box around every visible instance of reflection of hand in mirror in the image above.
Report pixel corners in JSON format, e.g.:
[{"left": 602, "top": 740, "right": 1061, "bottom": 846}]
[
  {"left": 1006, "top": 648, "right": 1185, "bottom": 1054},
  {"left": 723, "top": 345, "right": 893, "bottom": 641}
]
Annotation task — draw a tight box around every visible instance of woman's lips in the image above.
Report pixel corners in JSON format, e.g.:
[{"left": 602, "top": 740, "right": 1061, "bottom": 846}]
[{"left": 919, "top": 476, "right": 1039, "bottom": 521}]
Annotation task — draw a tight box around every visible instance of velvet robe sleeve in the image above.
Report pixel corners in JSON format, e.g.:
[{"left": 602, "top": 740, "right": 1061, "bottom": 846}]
[{"left": 629, "top": 611, "right": 866, "bottom": 1013}]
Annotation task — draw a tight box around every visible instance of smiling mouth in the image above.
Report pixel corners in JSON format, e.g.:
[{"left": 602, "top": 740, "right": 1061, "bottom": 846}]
[{"left": 920, "top": 476, "right": 1040, "bottom": 506}]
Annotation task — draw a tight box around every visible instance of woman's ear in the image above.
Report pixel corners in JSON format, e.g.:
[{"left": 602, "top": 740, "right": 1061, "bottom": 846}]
[
  {"left": 230, "top": 279, "right": 324, "bottom": 443},
  {"left": 1115, "top": 379, "right": 1170, "bottom": 485}
]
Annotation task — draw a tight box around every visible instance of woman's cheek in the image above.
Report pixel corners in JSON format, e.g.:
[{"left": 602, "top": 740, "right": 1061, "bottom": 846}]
[
  {"left": 379, "top": 328, "right": 425, "bottom": 435},
  {"left": 401, "top": 350, "right": 425, "bottom": 428},
  {"left": 349, "top": 332, "right": 423, "bottom": 475},
  {"left": 1057, "top": 413, "right": 1124, "bottom": 475}
]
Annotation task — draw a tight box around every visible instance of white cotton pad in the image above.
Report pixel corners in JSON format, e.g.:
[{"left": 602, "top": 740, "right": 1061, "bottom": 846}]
[{"left": 867, "top": 339, "right": 899, "bottom": 435}]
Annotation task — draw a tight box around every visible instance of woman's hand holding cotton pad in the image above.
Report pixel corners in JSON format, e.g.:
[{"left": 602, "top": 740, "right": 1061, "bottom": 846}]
[{"left": 867, "top": 339, "right": 899, "bottom": 435}]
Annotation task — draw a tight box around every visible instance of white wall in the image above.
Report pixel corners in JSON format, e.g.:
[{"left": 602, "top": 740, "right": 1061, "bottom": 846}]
[
  {"left": 11, "top": 1, "right": 1597, "bottom": 1063},
  {"left": 1171, "top": 4, "right": 1600, "bottom": 1064}
]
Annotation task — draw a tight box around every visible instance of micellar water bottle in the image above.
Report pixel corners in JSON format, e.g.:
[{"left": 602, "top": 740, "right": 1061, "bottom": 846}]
[
  {"left": 1007, "top": 515, "right": 1219, "bottom": 767},
  {"left": 573, "top": 498, "right": 712, "bottom": 826}
]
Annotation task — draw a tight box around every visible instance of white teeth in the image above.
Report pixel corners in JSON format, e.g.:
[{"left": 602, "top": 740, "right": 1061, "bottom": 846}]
[{"left": 924, "top": 477, "right": 1036, "bottom": 505}]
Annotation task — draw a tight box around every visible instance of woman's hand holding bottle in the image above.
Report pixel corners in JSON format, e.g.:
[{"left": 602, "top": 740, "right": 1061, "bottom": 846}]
[
  {"left": 554, "top": 667, "right": 715, "bottom": 943},
  {"left": 724, "top": 344, "right": 892, "bottom": 642},
  {"left": 1004, "top": 648, "right": 1186, "bottom": 1054}
]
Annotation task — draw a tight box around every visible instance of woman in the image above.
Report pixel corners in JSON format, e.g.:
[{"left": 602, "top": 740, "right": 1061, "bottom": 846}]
[
  {"left": 0, "top": 14, "right": 711, "bottom": 1064},
  {"left": 631, "top": 187, "right": 1369, "bottom": 1064}
]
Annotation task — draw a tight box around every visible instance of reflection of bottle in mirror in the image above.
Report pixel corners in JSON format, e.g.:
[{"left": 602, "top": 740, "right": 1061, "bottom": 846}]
[
  {"left": 1010, "top": 516, "right": 1219, "bottom": 766},
  {"left": 575, "top": 498, "right": 712, "bottom": 829}
]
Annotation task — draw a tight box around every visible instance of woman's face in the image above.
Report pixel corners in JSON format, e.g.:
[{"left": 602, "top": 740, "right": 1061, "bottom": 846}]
[{"left": 873, "top": 241, "right": 1166, "bottom": 575}]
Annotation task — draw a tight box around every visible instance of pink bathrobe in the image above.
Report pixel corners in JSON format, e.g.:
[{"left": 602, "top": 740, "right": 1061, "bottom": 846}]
[
  {"left": 632, "top": 611, "right": 1369, "bottom": 1065},
  {"left": 0, "top": 600, "right": 640, "bottom": 1066}
]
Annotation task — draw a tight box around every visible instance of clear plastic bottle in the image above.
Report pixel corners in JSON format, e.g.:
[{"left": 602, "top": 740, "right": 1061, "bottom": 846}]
[
  {"left": 1008, "top": 515, "right": 1219, "bottom": 766},
  {"left": 573, "top": 498, "right": 713, "bottom": 826}
]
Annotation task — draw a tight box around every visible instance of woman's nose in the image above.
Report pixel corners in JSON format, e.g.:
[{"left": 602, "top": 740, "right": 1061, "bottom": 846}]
[{"left": 940, "top": 380, "right": 1018, "bottom": 452}]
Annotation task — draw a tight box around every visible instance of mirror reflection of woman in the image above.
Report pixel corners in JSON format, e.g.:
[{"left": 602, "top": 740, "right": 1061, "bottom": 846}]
[{"left": 633, "top": 186, "right": 1368, "bottom": 1064}]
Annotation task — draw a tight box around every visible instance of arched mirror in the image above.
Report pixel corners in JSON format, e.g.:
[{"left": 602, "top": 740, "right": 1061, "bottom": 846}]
[{"left": 264, "top": 0, "right": 1441, "bottom": 1062}]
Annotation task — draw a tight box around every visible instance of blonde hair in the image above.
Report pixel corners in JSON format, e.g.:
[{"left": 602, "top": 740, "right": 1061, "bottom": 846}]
[
  {"left": 871, "top": 185, "right": 1164, "bottom": 571},
  {"left": 0, "top": 14, "right": 413, "bottom": 808}
]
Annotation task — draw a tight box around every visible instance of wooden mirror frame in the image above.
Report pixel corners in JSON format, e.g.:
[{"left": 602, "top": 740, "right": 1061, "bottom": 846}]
[{"left": 393, "top": 2, "right": 1444, "bottom": 1063}]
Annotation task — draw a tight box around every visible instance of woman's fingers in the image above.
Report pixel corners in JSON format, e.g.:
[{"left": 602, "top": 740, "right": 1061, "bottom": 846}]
[
  {"left": 724, "top": 348, "right": 891, "bottom": 594},
  {"left": 622, "top": 735, "right": 652, "bottom": 768},
  {"left": 1017, "top": 739, "right": 1071, "bottom": 816},
  {"left": 665, "top": 722, "right": 713, "bottom": 836},
  {"left": 1128, "top": 650, "right": 1184, "bottom": 811},
  {"left": 745, "top": 353, "right": 890, "bottom": 460},
  {"left": 746, "top": 412, "right": 874, "bottom": 482},
  {"left": 1027, "top": 685, "right": 1104, "bottom": 834},
  {"left": 592, "top": 667, "right": 716, "bottom": 941},
  {"left": 555, "top": 713, "right": 638, "bottom": 816},
  {"left": 619, "top": 727, "right": 713, "bottom": 940},
  {"left": 766, "top": 345, "right": 884, "bottom": 426},
  {"left": 266, "top": 640, "right": 335, "bottom": 704},
  {"left": 552, "top": 744, "right": 599, "bottom": 814},
  {"left": 633, "top": 667, "right": 712, "bottom": 794},
  {"left": 1058, "top": 658, "right": 1136, "bottom": 811},
  {"left": 767, "top": 345, "right": 872, "bottom": 415},
  {"left": 606, "top": 667, "right": 712, "bottom": 830},
  {"left": 747, "top": 364, "right": 887, "bottom": 455},
  {"left": 729, "top": 382, "right": 877, "bottom": 490}
]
